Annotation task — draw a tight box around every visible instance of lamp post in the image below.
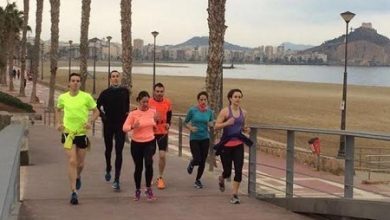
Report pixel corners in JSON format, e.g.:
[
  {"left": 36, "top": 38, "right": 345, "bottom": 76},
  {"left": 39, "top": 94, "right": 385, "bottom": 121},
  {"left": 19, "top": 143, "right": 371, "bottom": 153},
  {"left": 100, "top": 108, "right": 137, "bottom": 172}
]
[
  {"left": 151, "top": 31, "right": 159, "bottom": 88},
  {"left": 68, "top": 40, "right": 73, "bottom": 78},
  {"left": 93, "top": 40, "right": 97, "bottom": 95},
  {"left": 40, "top": 43, "right": 44, "bottom": 80},
  {"left": 337, "top": 11, "right": 355, "bottom": 158},
  {"left": 106, "top": 36, "right": 112, "bottom": 87}
]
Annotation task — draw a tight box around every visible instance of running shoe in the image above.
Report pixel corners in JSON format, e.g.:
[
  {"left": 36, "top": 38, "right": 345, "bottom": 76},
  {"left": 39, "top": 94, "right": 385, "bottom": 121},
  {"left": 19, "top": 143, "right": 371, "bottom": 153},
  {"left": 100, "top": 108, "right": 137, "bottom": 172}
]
[
  {"left": 70, "top": 192, "right": 78, "bottom": 205},
  {"left": 156, "top": 177, "right": 166, "bottom": 189},
  {"left": 187, "top": 161, "right": 194, "bottom": 174},
  {"left": 134, "top": 189, "right": 141, "bottom": 201},
  {"left": 105, "top": 171, "right": 111, "bottom": 182},
  {"left": 112, "top": 180, "right": 120, "bottom": 191},
  {"left": 145, "top": 187, "right": 156, "bottom": 201},
  {"left": 218, "top": 176, "right": 225, "bottom": 192},
  {"left": 230, "top": 194, "right": 240, "bottom": 204},
  {"left": 194, "top": 180, "right": 203, "bottom": 189},
  {"left": 76, "top": 177, "right": 81, "bottom": 190}
]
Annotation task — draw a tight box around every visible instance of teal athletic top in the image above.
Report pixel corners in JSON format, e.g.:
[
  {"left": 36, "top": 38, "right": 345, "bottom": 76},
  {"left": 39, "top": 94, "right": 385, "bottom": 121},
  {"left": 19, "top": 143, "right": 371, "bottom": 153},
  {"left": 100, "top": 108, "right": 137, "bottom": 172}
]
[{"left": 184, "top": 106, "right": 214, "bottom": 140}]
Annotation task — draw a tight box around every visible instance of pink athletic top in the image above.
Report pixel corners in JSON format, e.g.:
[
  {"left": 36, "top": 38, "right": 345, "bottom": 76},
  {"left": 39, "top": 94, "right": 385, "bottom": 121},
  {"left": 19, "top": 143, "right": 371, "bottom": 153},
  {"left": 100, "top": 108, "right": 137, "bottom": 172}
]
[{"left": 123, "top": 108, "right": 156, "bottom": 142}]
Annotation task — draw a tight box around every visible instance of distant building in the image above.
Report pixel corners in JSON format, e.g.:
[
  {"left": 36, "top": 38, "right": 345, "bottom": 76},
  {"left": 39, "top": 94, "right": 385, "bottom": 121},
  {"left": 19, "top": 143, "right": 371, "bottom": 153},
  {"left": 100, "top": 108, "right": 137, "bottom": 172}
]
[
  {"left": 133, "top": 39, "right": 144, "bottom": 50},
  {"left": 361, "top": 22, "right": 373, "bottom": 29},
  {"left": 265, "top": 45, "right": 273, "bottom": 58}
]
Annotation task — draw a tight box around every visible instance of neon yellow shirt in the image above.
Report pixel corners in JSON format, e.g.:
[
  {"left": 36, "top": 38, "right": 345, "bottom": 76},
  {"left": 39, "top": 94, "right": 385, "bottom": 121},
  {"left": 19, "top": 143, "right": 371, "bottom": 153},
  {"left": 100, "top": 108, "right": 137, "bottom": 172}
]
[{"left": 57, "top": 91, "right": 96, "bottom": 135}]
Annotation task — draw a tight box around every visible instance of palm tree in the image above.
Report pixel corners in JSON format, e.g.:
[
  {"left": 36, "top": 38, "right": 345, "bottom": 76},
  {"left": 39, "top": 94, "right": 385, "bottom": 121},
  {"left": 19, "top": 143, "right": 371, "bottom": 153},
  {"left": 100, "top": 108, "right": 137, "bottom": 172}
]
[
  {"left": 30, "top": 0, "right": 44, "bottom": 103},
  {"left": 120, "top": 0, "right": 132, "bottom": 98},
  {"left": 0, "top": 3, "right": 23, "bottom": 88},
  {"left": 47, "top": 0, "right": 60, "bottom": 111},
  {"left": 79, "top": 0, "right": 91, "bottom": 90},
  {"left": 0, "top": 6, "right": 7, "bottom": 84},
  {"left": 205, "top": 0, "right": 227, "bottom": 115},
  {"left": 6, "top": 4, "right": 23, "bottom": 91},
  {"left": 19, "top": 0, "right": 30, "bottom": 97}
]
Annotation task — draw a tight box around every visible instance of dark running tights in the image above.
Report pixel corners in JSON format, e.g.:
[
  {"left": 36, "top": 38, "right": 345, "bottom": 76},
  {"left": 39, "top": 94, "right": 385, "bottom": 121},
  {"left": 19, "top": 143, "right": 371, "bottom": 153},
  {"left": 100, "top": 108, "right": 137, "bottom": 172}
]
[
  {"left": 131, "top": 139, "right": 155, "bottom": 189},
  {"left": 103, "top": 124, "right": 125, "bottom": 181},
  {"left": 220, "top": 144, "right": 244, "bottom": 182},
  {"left": 189, "top": 139, "right": 210, "bottom": 181}
]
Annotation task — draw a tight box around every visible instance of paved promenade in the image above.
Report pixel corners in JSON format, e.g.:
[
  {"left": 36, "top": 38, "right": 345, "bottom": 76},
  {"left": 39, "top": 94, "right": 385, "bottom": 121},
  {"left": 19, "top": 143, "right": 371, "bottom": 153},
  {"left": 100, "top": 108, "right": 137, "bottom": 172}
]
[{"left": 17, "top": 124, "right": 311, "bottom": 220}]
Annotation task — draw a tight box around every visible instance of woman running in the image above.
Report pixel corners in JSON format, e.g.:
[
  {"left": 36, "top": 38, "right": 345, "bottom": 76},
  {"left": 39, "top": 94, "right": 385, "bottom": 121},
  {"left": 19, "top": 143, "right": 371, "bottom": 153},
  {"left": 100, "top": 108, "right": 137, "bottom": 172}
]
[
  {"left": 184, "top": 91, "right": 214, "bottom": 188},
  {"left": 214, "top": 88, "right": 251, "bottom": 204},
  {"left": 123, "top": 91, "right": 157, "bottom": 201}
]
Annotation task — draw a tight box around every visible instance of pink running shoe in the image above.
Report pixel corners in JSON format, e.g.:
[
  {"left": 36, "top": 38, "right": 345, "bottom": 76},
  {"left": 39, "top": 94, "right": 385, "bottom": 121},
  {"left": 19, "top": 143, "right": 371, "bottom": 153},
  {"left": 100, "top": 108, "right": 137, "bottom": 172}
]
[{"left": 145, "top": 187, "right": 156, "bottom": 201}]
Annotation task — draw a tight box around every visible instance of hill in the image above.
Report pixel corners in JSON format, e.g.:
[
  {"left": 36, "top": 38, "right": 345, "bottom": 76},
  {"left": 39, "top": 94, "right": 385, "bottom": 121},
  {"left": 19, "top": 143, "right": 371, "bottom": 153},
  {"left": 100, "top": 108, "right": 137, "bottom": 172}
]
[
  {"left": 306, "top": 25, "right": 390, "bottom": 66},
  {"left": 172, "top": 36, "right": 251, "bottom": 51}
]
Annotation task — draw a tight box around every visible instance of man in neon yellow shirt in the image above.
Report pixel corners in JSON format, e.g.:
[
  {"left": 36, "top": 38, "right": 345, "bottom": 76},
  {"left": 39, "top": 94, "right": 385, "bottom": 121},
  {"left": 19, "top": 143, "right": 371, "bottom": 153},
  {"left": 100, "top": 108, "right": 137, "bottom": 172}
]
[{"left": 55, "top": 73, "right": 99, "bottom": 205}]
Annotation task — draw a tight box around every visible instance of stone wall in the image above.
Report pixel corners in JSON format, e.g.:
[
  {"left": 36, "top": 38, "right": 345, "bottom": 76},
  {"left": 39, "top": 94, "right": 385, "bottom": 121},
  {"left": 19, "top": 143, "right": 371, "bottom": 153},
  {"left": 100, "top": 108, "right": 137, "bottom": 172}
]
[{"left": 259, "top": 137, "right": 345, "bottom": 175}]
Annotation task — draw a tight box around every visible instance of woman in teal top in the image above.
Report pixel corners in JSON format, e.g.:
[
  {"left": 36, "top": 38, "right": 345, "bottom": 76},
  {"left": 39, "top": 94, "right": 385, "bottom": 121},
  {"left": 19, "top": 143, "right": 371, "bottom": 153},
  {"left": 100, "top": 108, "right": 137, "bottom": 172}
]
[{"left": 184, "top": 91, "right": 214, "bottom": 188}]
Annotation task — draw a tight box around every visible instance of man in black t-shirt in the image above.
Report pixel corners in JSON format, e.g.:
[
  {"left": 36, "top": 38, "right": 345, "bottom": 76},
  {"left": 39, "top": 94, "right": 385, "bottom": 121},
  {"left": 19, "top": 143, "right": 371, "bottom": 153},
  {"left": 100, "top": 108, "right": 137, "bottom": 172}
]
[{"left": 97, "top": 70, "right": 129, "bottom": 191}]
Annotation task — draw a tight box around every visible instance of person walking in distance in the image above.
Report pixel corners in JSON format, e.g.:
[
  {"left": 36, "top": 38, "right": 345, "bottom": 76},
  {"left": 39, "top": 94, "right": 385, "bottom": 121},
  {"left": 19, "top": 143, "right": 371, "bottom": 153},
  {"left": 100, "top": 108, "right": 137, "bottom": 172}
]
[
  {"left": 97, "top": 70, "right": 129, "bottom": 190},
  {"left": 185, "top": 91, "right": 214, "bottom": 189},
  {"left": 214, "top": 89, "right": 252, "bottom": 204},
  {"left": 123, "top": 91, "right": 157, "bottom": 201},
  {"left": 148, "top": 83, "right": 172, "bottom": 189},
  {"left": 55, "top": 73, "right": 100, "bottom": 205}
]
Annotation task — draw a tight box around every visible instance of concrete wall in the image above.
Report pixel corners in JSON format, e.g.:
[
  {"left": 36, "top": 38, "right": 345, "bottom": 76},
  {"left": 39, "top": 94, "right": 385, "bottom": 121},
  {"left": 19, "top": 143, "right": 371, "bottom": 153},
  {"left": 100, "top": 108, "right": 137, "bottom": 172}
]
[{"left": 0, "top": 124, "right": 24, "bottom": 220}]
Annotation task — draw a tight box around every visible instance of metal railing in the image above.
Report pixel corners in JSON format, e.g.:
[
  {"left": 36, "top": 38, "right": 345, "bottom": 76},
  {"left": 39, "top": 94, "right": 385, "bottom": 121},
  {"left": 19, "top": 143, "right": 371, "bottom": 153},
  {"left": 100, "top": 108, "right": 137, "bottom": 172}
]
[
  {"left": 366, "top": 154, "right": 390, "bottom": 180},
  {"left": 246, "top": 124, "right": 390, "bottom": 199}
]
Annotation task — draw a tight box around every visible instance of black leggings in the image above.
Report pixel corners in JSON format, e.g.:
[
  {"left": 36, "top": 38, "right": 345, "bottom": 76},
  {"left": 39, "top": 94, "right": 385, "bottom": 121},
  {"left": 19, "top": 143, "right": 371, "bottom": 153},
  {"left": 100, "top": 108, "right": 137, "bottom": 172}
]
[
  {"left": 189, "top": 139, "right": 209, "bottom": 181},
  {"left": 220, "top": 144, "right": 244, "bottom": 182},
  {"left": 103, "top": 123, "right": 125, "bottom": 181},
  {"left": 131, "top": 139, "right": 155, "bottom": 189}
]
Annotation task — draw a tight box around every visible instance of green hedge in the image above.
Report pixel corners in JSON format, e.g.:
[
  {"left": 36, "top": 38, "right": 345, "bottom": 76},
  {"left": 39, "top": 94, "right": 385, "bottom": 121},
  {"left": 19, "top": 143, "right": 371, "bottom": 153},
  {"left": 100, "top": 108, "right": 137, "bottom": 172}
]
[{"left": 0, "top": 91, "right": 35, "bottom": 112}]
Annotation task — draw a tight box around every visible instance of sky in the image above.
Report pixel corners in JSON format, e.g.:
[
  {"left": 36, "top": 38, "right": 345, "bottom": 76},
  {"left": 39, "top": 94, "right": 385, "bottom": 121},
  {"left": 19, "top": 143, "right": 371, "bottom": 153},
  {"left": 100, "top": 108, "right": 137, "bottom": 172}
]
[{"left": 3, "top": 0, "right": 390, "bottom": 47}]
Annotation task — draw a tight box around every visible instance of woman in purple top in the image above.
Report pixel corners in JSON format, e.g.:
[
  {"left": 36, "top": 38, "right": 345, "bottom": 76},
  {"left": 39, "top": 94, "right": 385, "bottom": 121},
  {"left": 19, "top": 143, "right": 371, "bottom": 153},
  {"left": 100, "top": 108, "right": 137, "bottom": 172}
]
[{"left": 215, "top": 88, "right": 249, "bottom": 204}]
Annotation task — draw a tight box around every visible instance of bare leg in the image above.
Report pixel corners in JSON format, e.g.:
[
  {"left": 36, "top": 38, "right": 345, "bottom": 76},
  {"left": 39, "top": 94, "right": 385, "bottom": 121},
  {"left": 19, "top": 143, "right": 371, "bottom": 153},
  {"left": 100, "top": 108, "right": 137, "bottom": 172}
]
[
  {"left": 76, "top": 148, "right": 87, "bottom": 177},
  {"left": 65, "top": 145, "right": 78, "bottom": 192},
  {"left": 232, "top": 181, "right": 240, "bottom": 195}
]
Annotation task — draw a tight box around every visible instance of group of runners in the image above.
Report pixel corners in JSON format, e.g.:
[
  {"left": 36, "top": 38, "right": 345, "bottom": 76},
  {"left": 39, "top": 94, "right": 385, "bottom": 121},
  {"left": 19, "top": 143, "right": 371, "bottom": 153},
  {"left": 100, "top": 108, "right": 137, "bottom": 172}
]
[{"left": 55, "top": 70, "right": 250, "bottom": 205}]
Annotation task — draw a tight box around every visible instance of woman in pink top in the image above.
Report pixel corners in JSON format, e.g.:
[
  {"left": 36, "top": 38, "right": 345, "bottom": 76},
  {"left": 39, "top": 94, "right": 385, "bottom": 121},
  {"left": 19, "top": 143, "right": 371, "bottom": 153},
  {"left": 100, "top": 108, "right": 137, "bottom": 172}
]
[{"left": 123, "top": 91, "right": 157, "bottom": 201}]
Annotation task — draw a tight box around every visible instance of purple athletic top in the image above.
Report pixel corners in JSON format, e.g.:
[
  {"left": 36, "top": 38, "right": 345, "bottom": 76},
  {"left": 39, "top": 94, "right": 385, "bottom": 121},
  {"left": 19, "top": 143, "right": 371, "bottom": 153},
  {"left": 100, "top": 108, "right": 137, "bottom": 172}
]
[{"left": 222, "top": 106, "right": 244, "bottom": 147}]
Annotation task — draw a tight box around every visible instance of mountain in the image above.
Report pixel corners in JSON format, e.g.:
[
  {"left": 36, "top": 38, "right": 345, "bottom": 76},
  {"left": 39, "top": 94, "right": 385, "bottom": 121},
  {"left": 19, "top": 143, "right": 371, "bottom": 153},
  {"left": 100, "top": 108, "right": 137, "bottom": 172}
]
[
  {"left": 306, "top": 26, "right": 390, "bottom": 66},
  {"left": 281, "top": 42, "right": 314, "bottom": 51},
  {"left": 172, "top": 36, "right": 251, "bottom": 51}
]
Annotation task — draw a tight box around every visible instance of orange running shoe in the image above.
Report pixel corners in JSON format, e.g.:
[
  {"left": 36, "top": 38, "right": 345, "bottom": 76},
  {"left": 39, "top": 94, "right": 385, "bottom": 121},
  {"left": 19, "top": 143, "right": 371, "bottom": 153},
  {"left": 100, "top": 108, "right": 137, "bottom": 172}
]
[{"left": 156, "top": 177, "right": 166, "bottom": 189}]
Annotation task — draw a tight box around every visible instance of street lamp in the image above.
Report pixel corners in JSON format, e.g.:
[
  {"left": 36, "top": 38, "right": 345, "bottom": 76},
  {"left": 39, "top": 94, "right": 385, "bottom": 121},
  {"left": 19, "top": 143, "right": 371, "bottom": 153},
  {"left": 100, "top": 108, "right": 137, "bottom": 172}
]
[
  {"left": 151, "top": 31, "right": 159, "bottom": 88},
  {"left": 337, "top": 11, "right": 355, "bottom": 158},
  {"left": 40, "top": 43, "right": 44, "bottom": 80},
  {"left": 68, "top": 40, "right": 73, "bottom": 78},
  {"left": 93, "top": 40, "right": 97, "bottom": 95},
  {"left": 106, "top": 36, "right": 112, "bottom": 87}
]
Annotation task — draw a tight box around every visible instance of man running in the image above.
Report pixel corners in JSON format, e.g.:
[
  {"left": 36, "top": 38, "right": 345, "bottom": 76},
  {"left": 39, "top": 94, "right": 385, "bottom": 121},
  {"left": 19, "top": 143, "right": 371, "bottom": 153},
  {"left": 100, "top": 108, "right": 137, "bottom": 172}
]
[
  {"left": 148, "top": 83, "right": 172, "bottom": 189},
  {"left": 97, "top": 70, "right": 129, "bottom": 190},
  {"left": 56, "top": 73, "right": 99, "bottom": 205}
]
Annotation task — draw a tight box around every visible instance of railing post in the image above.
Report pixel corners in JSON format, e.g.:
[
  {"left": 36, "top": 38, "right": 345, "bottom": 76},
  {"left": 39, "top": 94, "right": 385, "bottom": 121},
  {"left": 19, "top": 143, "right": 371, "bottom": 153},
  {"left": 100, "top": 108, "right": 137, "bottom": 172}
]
[
  {"left": 248, "top": 128, "right": 258, "bottom": 197},
  {"left": 178, "top": 117, "right": 183, "bottom": 157},
  {"left": 92, "top": 121, "right": 95, "bottom": 136},
  {"left": 208, "top": 126, "right": 215, "bottom": 171},
  {"left": 286, "top": 130, "right": 295, "bottom": 198},
  {"left": 43, "top": 109, "right": 47, "bottom": 125},
  {"left": 344, "top": 135, "right": 355, "bottom": 198}
]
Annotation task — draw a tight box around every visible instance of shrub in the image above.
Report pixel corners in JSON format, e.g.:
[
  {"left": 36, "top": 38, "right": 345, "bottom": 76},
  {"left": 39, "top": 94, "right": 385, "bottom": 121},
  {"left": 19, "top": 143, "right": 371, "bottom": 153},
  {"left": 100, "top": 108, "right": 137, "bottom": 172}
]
[{"left": 0, "top": 91, "right": 35, "bottom": 112}]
